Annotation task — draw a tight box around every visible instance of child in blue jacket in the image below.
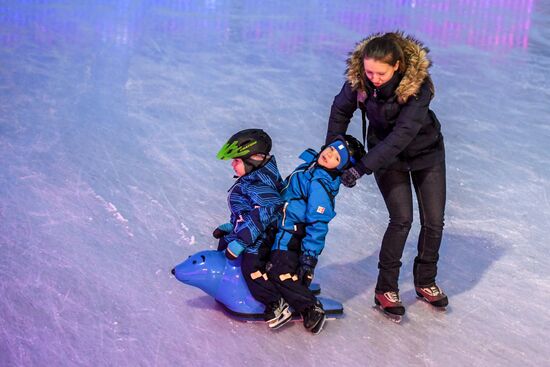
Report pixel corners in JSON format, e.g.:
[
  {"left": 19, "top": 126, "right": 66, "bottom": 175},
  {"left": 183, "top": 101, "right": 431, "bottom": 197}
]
[
  {"left": 214, "top": 128, "right": 292, "bottom": 328},
  {"left": 268, "top": 135, "right": 365, "bottom": 334}
]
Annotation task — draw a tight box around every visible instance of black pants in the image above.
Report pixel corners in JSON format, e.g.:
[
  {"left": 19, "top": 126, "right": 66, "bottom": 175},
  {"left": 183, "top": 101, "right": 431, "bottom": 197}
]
[
  {"left": 267, "top": 250, "right": 317, "bottom": 314},
  {"left": 374, "top": 162, "right": 446, "bottom": 292},
  {"left": 241, "top": 249, "right": 282, "bottom": 308},
  {"left": 220, "top": 227, "right": 282, "bottom": 308}
]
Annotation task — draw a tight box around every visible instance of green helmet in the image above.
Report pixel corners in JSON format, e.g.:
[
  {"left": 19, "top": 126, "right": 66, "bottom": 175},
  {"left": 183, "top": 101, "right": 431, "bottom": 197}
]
[{"left": 217, "top": 129, "right": 272, "bottom": 160}]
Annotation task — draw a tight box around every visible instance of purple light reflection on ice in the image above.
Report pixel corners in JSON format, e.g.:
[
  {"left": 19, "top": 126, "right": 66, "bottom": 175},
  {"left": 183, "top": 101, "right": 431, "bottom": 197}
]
[
  {"left": 334, "top": 0, "right": 534, "bottom": 51},
  {"left": 0, "top": 0, "right": 537, "bottom": 54}
]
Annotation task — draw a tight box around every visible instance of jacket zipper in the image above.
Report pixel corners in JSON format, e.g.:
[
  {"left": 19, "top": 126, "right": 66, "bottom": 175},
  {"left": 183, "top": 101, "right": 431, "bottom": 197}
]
[
  {"left": 281, "top": 202, "right": 289, "bottom": 226},
  {"left": 227, "top": 179, "right": 240, "bottom": 216}
]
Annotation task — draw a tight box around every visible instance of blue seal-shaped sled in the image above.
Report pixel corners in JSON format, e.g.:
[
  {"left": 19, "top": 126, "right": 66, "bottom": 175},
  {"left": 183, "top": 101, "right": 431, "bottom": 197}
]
[{"left": 171, "top": 250, "right": 343, "bottom": 319}]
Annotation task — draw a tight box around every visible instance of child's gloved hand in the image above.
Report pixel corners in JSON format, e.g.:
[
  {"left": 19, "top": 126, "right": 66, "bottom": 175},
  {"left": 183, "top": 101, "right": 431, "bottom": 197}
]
[
  {"left": 225, "top": 250, "right": 238, "bottom": 261},
  {"left": 213, "top": 222, "right": 233, "bottom": 239},
  {"left": 298, "top": 255, "right": 318, "bottom": 287},
  {"left": 225, "top": 240, "right": 245, "bottom": 260}
]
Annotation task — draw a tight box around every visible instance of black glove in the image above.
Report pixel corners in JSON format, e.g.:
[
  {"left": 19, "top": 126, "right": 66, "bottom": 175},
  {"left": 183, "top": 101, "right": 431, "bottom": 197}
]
[
  {"left": 297, "top": 255, "right": 318, "bottom": 287},
  {"left": 212, "top": 222, "right": 233, "bottom": 239},
  {"left": 341, "top": 167, "right": 362, "bottom": 188},
  {"left": 213, "top": 228, "right": 227, "bottom": 239},
  {"left": 341, "top": 162, "right": 371, "bottom": 188}
]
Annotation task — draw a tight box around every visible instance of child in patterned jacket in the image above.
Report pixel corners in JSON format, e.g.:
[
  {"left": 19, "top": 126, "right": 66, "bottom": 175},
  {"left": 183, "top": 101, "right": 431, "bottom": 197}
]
[{"left": 214, "top": 128, "right": 291, "bottom": 328}]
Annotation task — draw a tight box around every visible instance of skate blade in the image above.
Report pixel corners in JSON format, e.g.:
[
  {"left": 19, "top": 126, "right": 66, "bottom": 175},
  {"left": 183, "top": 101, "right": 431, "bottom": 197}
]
[
  {"left": 373, "top": 305, "right": 403, "bottom": 323},
  {"left": 310, "top": 316, "right": 327, "bottom": 335},
  {"left": 268, "top": 314, "right": 293, "bottom": 330},
  {"left": 416, "top": 296, "right": 447, "bottom": 311}
]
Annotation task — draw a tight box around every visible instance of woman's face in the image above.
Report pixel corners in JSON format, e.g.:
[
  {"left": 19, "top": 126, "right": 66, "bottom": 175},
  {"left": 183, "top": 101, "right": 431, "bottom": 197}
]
[
  {"left": 363, "top": 58, "right": 399, "bottom": 87},
  {"left": 231, "top": 158, "right": 246, "bottom": 177}
]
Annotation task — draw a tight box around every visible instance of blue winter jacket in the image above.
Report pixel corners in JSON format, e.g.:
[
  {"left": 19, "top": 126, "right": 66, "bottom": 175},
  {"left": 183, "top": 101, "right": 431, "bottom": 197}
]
[
  {"left": 272, "top": 149, "right": 341, "bottom": 259},
  {"left": 223, "top": 157, "right": 284, "bottom": 256}
]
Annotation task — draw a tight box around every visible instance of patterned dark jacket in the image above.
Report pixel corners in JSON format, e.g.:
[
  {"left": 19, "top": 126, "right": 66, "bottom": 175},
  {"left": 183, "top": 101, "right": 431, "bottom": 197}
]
[{"left": 223, "top": 157, "right": 284, "bottom": 255}]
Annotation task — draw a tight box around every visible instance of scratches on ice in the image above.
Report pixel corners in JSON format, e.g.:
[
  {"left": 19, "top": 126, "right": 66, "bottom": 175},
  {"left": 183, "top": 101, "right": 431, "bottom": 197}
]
[{"left": 94, "top": 194, "right": 134, "bottom": 238}]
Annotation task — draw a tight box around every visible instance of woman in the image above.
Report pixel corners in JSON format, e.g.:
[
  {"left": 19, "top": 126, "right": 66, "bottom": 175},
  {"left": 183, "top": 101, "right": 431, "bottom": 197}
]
[{"left": 326, "top": 32, "right": 448, "bottom": 318}]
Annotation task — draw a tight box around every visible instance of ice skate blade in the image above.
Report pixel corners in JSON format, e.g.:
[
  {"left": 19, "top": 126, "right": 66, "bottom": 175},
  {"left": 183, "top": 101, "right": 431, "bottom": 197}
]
[
  {"left": 310, "top": 316, "right": 326, "bottom": 334},
  {"left": 416, "top": 296, "right": 447, "bottom": 311},
  {"left": 268, "top": 321, "right": 291, "bottom": 330},
  {"left": 268, "top": 314, "right": 293, "bottom": 330},
  {"left": 373, "top": 305, "right": 403, "bottom": 323},
  {"left": 244, "top": 314, "right": 341, "bottom": 324}
]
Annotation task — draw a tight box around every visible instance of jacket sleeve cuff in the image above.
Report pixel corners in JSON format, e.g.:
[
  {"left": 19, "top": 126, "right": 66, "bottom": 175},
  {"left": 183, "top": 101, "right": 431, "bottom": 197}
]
[
  {"left": 356, "top": 160, "right": 373, "bottom": 175},
  {"left": 226, "top": 240, "right": 245, "bottom": 259},
  {"left": 218, "top": 222, "right": 234, "bottom": 233}
]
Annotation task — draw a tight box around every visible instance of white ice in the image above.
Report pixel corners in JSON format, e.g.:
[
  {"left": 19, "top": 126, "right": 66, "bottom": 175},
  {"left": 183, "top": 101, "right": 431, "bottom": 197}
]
[{"left": 1, "top": 1, "right": 549, "bottom": 366}]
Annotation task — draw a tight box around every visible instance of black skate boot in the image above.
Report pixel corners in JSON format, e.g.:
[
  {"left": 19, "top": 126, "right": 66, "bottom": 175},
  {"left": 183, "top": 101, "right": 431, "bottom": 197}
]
[
  {"left": 374, "top": 291, "right": 405, "bottom": 323},
  {"left": 415, "top": 283, "right": 448, "bottom": 308},
  {"left": 302, "top": 301, "right": 326, "bottom": 334},
  {"left": 264, "top": 298, "right": 292, "bottom": 329}
]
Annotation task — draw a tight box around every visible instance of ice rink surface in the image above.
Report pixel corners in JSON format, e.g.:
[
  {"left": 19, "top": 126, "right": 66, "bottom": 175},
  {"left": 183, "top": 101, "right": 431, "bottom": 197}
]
[{"left": 1, "top": 1, "right": 549, "bottom": 366}]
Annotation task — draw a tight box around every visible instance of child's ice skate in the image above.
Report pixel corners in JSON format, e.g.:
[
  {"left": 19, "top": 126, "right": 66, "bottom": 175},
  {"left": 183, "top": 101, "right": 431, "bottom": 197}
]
[
  {"left": 265, "top": 298, "right": 292, "bottom": 329},
  {"left": 302, "top": 301, "right": 326, "bottom": 334}
]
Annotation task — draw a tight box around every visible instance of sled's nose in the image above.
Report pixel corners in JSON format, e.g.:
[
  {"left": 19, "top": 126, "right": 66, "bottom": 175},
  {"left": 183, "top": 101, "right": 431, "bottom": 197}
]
[{"left": 171, "top": 268, "right": 175, "bottom": 275}]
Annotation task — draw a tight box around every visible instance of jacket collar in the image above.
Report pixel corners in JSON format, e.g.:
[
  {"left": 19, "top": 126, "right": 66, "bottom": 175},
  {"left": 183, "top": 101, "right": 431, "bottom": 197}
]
[
  {"left": 237, "top": 156, "right": 281, "bottom": 188},
  {"left": 367, "top": 71, "right": 402, "bottom": 101},
  {"left": 316, "top": 165, "right": 341, "bottom": 180}
]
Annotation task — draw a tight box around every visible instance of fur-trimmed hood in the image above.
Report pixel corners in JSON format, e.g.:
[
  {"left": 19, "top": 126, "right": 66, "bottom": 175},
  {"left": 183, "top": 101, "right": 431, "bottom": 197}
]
[{"left": 346, "top": 31, "right": 434, "bottom": 104}]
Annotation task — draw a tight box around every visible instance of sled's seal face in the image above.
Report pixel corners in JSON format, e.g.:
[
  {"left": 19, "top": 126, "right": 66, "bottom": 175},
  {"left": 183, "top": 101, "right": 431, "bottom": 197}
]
[{"left": 172, "top": 250, "right": 226, "bottom": 297}]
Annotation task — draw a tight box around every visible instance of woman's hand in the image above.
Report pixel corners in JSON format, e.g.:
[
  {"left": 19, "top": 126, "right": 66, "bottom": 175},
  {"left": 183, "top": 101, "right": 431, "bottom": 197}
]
[
  {"left": 341, "top": 167, "right": 362, "bottom": 187},
  {"left": 341, "top": 162, "right": 372, "bottom": 188}
]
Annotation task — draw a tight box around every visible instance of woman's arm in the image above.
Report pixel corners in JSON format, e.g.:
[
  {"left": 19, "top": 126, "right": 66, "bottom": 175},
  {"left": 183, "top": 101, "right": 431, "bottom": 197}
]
[
  {"left": 326, "top": 82, "right": 358, "bottom": 144},
  {"left": 361, "top": 82, "right": 433, "bottom": 172}
]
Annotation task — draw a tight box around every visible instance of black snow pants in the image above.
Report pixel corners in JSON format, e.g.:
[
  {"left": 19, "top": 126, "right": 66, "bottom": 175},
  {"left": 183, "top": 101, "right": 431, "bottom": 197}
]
[
  {"left": 241, "top": 247, "right": 282, "bottom": 308},
  {"left": 218, "top": 231, "right": 282, "bottom": 308},
  {"left": 267, "top": 249, "right": 317, "bottom": 314}
]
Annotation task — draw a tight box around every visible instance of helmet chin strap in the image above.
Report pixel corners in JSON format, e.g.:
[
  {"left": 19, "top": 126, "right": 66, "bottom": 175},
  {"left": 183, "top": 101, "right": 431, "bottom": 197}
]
[
  {"left": 243, "top": 160, "right": 255, "bottom": 174},
  {"left": 243, "top": 155, "right": 269, "bottom": 174},
  {"left": 232, "top": 156, "right": 269, "bottom": 179}
]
